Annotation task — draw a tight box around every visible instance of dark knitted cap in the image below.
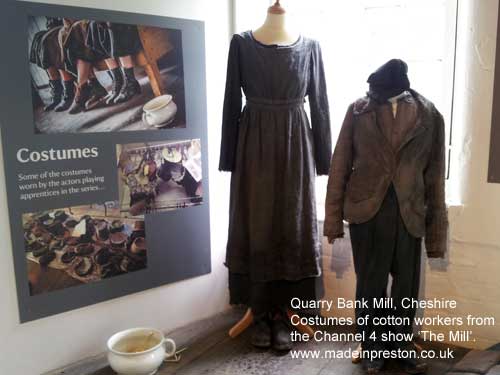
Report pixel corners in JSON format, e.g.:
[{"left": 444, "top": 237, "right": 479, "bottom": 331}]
[{"left": 367, "top": 59, "right": 410, "bottom": 102}]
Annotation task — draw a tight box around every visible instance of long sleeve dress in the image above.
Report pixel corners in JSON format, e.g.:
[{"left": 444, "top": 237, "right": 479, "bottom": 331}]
[{"left": 219, "top": 31, "right": 331, "bottom": 312}]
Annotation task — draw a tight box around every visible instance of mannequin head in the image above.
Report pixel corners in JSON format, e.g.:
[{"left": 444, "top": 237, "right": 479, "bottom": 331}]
[
  {"left": 253, "top": 0, "right": 298, "bottom": 45},
  {"left": 268, "top": 1, "right": 285, "bottom": 15}
]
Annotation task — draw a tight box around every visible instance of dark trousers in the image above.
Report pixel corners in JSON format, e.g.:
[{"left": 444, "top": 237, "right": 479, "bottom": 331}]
[{"left": 349, "top": 185, "right": 421, "bottom": 350}]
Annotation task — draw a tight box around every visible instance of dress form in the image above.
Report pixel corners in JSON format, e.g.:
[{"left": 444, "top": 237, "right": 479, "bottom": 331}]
[
  {"left": 252, "top": 1, "right": 299, "bottom": 46},
  {"left": 227, "top": 0, "right": 316, "bottom": 341}
]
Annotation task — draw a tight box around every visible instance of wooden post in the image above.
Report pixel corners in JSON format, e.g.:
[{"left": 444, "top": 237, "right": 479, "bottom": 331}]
[
  {"left": 228, "top": 308, "right": 315, "bottom": 338},
  {"left": 142, "top": 59, "right": 165, "bottom": 97},
  {"left": 229, "top": 308, "right": 253, "bottom": 338},
  {"left": 136, "top": 26, "right": 173, "bottom": 97}
]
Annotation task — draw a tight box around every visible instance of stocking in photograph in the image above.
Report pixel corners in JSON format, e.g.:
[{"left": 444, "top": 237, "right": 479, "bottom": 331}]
[{"left": 114, "top": 67, "right": 140, "bottom": 104}]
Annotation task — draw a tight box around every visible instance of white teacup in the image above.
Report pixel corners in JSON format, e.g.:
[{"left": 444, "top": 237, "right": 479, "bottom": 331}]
[
  {"left": 142, "top": 95, "right": 177, "bottom": 127},
  {"left": 107, "top": 327, "right": 176, "bottom": 375}
]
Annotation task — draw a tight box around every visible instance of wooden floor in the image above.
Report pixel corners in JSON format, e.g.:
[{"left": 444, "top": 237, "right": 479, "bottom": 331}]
[{"left": 86, "top": 309, "right": 469, "bottom": 375}]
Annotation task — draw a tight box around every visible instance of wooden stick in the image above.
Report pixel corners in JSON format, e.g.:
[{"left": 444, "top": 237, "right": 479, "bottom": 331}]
[
  {"left": 228, "top": 308, "right": 316, "bottom": 338},
  {"left": 228, "top": 308, "right": 253, "bottom": 338},
  {"left": 286, "top": 309, "right": 315, "bottom": 336}
]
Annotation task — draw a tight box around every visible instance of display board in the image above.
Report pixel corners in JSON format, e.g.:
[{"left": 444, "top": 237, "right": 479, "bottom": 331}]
[{"left": 0, "top": 1, "right": 210, "bottom": 322}]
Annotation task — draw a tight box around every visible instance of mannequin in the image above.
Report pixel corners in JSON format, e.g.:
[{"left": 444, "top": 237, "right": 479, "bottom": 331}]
[
  {"left": 324, "top": 59, "right": 447, "bottom": 374},
  {"left": 252, "top": 0, "right": 299, "bottom": 46},
  {"left": 328, "top": 60, "right": 411, "bottom": 245},
  {"left": 221, "top": 0, "right": 331, "bottom": 353}
]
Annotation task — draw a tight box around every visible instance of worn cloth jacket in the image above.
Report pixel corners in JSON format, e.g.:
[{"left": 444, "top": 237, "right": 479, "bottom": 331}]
[{"left": 324, "top": 90, "right": 448, "bottom": 258}]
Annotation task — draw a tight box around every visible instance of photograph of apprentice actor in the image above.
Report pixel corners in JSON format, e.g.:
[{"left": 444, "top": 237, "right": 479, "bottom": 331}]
[
  {"left": 324, "top": 59, "right": 448, "bottom": 374},
  {"left": 29, "top": 18, "right": 142, "bottom": 115},
  {"left": 29, "top": 15, "right": 186, "bottom": 133},
  {"left": 58, "top": 19, "right": 142, "bottom": 114},
  {"left": 29, "top": 17, "right": 75, "bottom": 111}
]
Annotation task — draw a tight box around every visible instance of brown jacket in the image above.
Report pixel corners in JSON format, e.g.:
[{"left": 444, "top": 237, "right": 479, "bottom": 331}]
[{"left": 324, "top": 90, "right": 448, "bottom": 258}]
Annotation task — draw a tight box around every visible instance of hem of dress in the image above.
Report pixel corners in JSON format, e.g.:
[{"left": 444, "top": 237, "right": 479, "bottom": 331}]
[{"left": 224, "top": 261, "right": 322, "bottom": 283}]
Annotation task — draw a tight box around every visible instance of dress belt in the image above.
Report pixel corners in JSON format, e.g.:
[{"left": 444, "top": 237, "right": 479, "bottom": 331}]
[{"left": 245, "top": 96, "right": 305, "bottom": 110}]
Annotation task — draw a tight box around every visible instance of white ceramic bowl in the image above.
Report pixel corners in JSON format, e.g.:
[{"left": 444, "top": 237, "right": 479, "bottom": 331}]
[
  {"left": 142, "top": 95, "right": 177, "bottom": 127},
  {"left": 107, "top": 327, "right": 176, "bottom": 375}
]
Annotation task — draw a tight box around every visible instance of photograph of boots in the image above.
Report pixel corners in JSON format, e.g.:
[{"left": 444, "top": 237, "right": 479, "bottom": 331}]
[
  {"left": 104, "top": 67, "right": 123, "bottom": 105},
  {"left": 84, "top": 77, "right": 109, "bottom": 111},
  {"left": 54, "top": 80, "right": 75, "bottom": 112},
  {"left": 68, "top": 81, "right": 91, "bottom": 114},
  {"left": 43, "top": 79, "right": 62, "bottom": 111},
  {"left": 28, "top": 16, "right": 186, "bottom": 134},
  {"left": 114, "top": 66, "right": 141, "bottom": 104}
]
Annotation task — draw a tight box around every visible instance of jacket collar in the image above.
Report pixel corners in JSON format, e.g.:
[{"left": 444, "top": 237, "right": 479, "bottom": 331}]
[
  {"left": 353, "top": 89, "right": 432, "bottom": 154},
  {"left": 397, "top": 90, "right": 434, "bottom": 152},
  {"left": 353, "top": 89, "right": 429, "bottom": 116}
]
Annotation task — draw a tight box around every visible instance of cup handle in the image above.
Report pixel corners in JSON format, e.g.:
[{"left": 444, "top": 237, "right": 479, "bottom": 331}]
[
  {"left": 163, "top": 338, "right": 176, "bottom": 359},
  {"left": 142, "top": 112, "right": 153, "bottom": 126}
]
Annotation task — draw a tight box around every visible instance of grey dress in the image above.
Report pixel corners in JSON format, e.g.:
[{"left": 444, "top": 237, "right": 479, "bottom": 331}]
[{"left": 219, "top": 31, "right": 331, "bottom": 309}]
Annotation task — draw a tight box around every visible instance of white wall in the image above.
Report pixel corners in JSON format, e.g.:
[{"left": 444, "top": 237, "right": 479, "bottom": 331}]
[
  {"left": 425, "top": 0, "right": 500, "bottom": 348},
  {"left": 451, "top": 0, "right": 500, "bottom": 244},
  {"left": 0, "top": 1, "right": 233, "bottom": 374}
]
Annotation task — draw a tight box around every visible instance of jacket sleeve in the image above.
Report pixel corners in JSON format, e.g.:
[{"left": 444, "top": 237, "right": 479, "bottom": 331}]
[
  {"left": 219, "top": 35, "right": 242, "bottom": 172},
  {"left": 423, "top": 108, "right": 448, "bottom": 258},
  {"left": 308, "top": 41, "right": 332, "bottom": 175},
  {"left": 324, "top": 104, "right": 354, "bottom": 239}
]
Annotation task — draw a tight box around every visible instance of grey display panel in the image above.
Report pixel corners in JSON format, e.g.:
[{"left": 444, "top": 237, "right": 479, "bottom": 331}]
[{"left": 0, "top": 1, "right": 210, "bottom": 322}]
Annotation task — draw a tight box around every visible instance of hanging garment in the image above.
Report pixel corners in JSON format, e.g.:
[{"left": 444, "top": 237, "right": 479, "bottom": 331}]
[
  {"left": 219, "top": 31, "right": 332, "bottom": 306},
  {"left": 30, "top": 26, "right": 65, "bottom": 70},
  {"left": 59, "top": 20, "right": 104, "bottom": 75},
  {"left": 86, "top": 22, "right": 142, "bottom": 59},
  {"left": 324, "top": 89, "right": 448, "bottom": 258}
]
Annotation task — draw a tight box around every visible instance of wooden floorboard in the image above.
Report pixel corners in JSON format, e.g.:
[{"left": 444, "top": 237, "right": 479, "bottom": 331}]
[
  {"left": 166, "top": 329, "right": 469, "bottom": 375},
  {"left": 416, "top": 339, "right": 470, "bottom": 375},
  {"left": 92, "top": 309, "right": 242, "bottom": 375},
  {"left": 169, "top": 335, "right": 250, "bottom": 375},
  {"left": 47, "top": 309, "right": 471, "bottom": 375},
  {"left": 319, "top": 341, "right": 367, "bottom": 375}
]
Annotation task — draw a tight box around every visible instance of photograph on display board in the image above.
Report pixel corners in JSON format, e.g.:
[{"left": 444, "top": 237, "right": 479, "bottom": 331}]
[
  {"left": 116, "top": 139, "right": 203, "bottom": 217},
  {"left": 28, "top": 16, "right": 186, "bottom": 133},
  {"left": 24, "top": 202, "right": 147, "bottom": 296}
]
